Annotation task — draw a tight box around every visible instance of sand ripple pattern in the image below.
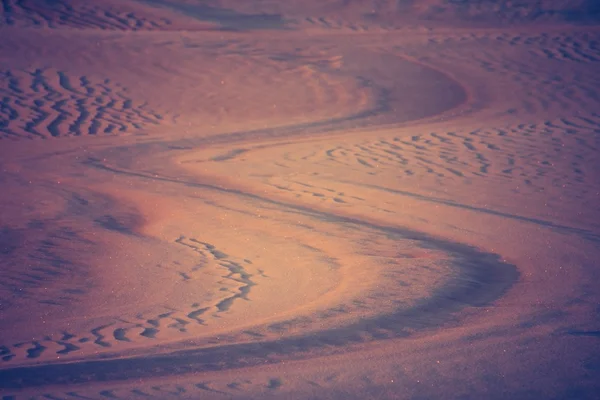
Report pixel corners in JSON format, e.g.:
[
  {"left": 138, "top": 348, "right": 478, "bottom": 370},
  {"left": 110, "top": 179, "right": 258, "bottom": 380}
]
[
  {"left": 395, "top": 31, "right": 600, "bottom": 118},
  {"left": 0, "top": 237, "right": 261, "bottom": 366},
  {"left": 0, "top": 0, "right": 175, "bottom": 30},
  {"left": 0, "top": 377, "right": 287, "bottom": 399},
  {"left": 424, "top": 31, "right": 600, "bottom": 63},
  {"left": 0, "top": 68, "right": 164, "bottom": 140},
  {"left": 303, "top": 117, "right": 600, "bottom": 194}
]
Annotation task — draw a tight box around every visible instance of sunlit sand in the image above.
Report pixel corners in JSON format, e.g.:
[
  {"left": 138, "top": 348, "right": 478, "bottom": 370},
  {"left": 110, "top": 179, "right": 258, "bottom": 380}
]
[{"left": 1, "top": 1, "right": 599, "bottom": 399}]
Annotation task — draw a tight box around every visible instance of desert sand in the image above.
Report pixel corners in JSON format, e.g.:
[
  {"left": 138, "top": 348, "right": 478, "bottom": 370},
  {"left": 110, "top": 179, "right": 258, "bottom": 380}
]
[{"left": 0, "top": 1, "right": 599, "bottom": 399}]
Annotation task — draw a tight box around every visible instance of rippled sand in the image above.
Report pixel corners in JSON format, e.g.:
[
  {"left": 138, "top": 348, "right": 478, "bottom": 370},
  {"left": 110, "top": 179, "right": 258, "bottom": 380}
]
[{"left": 1, "top": 1, "right": 599, "bottom": 399}]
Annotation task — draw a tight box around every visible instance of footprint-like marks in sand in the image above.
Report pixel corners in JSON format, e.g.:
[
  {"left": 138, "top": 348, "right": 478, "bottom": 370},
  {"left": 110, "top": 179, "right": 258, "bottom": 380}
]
[
  {"left": 295, "top": 116, "right": 599, "bottom": 191},
  {"left": 0, "top": 238, "right": 258, "bottom": 365},
  {"left": 0, "top": 68, "right": 165, "bottom": 140},
  {"left": 299, "top": 16, "right": 377, "bottom": 32},
  {"left": 260, "top": 114, "right": 600, "bottom": 221},
  {"left": 266, "top": 176, "right": 364, "bottom": 208},
  {"left": 0, "top": 0, "right": 176, "bottom": 30},
  {"left": 174, "top": 236, "right": 256, "bottom": 314}
]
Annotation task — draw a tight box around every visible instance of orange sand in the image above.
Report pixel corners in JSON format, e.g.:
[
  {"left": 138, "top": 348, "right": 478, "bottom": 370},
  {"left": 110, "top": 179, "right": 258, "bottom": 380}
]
[{"left": 1, "top": 1, "right": 599, "bottom": 399}]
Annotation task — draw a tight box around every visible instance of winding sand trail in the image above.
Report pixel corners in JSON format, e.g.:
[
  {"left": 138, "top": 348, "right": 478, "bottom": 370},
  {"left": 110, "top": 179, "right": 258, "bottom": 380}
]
[{"left": 1, "top": 2, "right": 600, "bottom": 399}]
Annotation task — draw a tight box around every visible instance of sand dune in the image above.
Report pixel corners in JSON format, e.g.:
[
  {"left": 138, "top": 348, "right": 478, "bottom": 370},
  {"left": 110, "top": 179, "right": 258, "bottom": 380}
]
[{"left": 1, "top": 0, "right": 600, "bottom": 399}]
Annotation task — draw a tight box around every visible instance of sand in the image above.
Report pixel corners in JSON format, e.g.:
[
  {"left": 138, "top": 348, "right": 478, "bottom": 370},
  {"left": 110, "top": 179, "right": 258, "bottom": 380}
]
[{"left": 0, "top": 1, "right": 599, "bottom": 399}]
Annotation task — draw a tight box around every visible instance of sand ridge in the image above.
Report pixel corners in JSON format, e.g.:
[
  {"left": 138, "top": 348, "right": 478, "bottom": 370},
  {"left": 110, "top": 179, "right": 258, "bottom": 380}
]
[{"left": 1, "top": 1, "right": 600, "bottom": 399}]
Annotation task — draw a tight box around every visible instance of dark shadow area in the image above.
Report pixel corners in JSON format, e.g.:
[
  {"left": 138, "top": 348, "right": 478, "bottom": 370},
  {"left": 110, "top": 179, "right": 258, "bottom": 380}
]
[
  {"left": 0, "top": 174, "right": 518, "bottom": 388},
  {"left": 0, "top": 227, "right": 22, "bottom": 256},
  {"left": 94, "top": 215, "right": 137, "bottom": 235},
  {"left": 138, "top": 0, "right": 288, "bottom": 30}
]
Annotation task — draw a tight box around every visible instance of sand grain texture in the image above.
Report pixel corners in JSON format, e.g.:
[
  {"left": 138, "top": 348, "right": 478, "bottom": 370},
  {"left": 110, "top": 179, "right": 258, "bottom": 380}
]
[{"left": 0, "top": 1, "right": 599, "bottom": 399}]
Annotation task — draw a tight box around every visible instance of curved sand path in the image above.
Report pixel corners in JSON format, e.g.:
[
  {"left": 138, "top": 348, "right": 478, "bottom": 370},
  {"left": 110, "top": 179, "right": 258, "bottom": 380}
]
[{"left": 0, "top": 8, "right": 599, "bottom": 400}]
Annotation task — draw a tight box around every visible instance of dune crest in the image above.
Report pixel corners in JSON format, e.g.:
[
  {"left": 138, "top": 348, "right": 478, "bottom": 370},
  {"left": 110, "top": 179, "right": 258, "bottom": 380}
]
[{"left": 1, "top": 1, "right": 600, "bottom": 399}]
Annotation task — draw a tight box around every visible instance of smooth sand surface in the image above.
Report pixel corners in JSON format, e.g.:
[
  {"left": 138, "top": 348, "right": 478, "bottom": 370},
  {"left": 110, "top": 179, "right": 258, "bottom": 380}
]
[{"left": 1, "top": 1, "right": 599, "bottom": 399}]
